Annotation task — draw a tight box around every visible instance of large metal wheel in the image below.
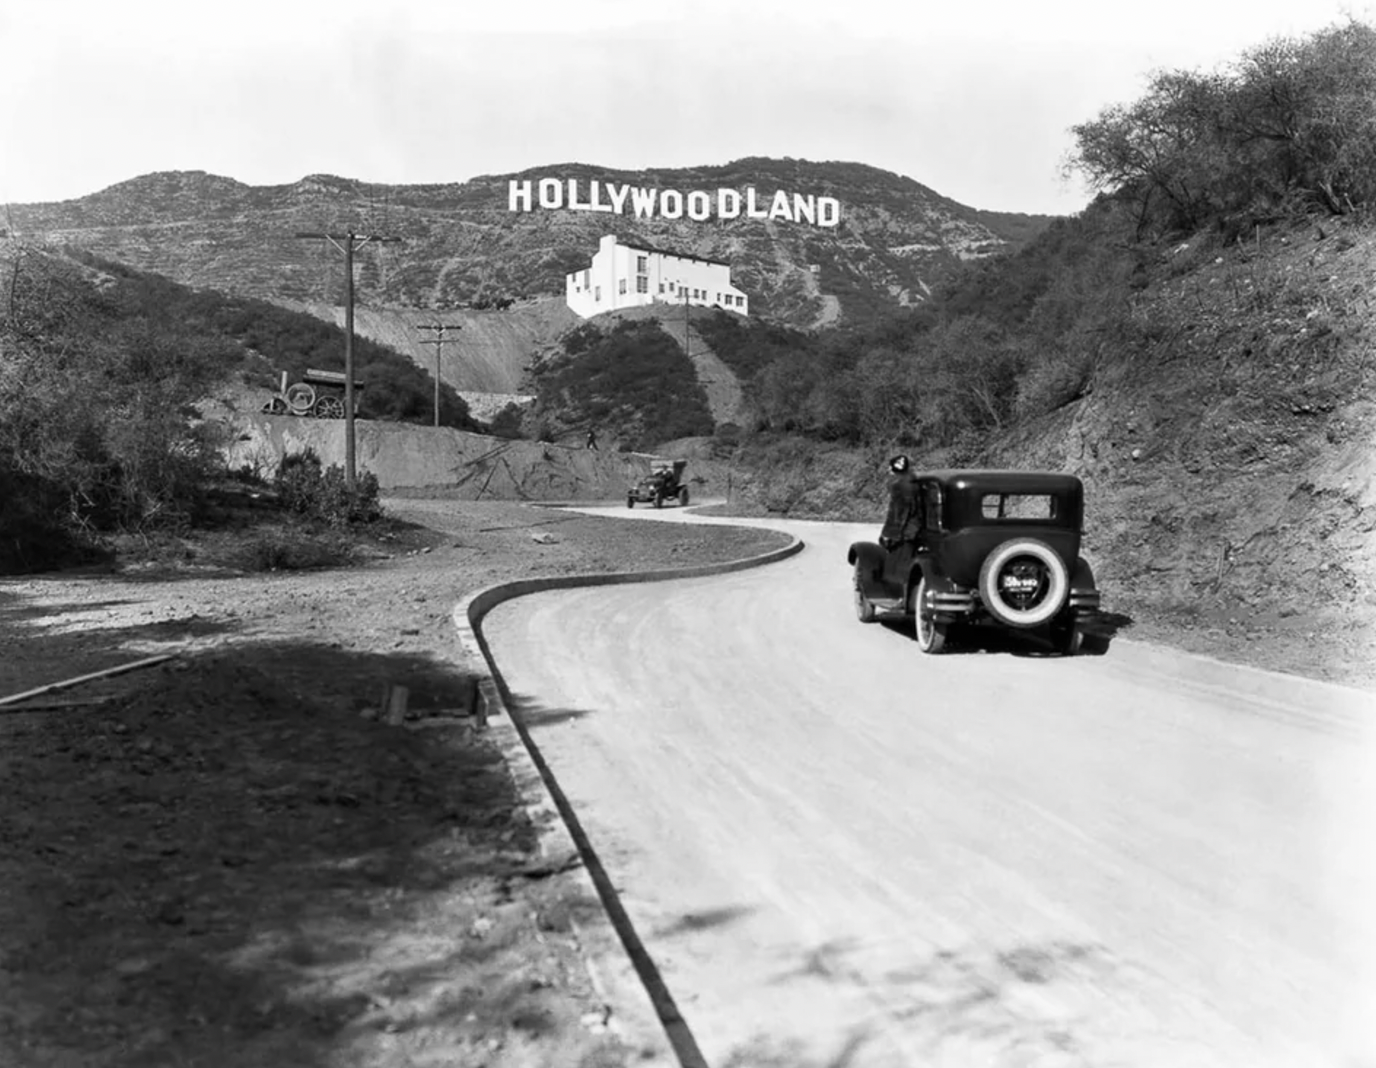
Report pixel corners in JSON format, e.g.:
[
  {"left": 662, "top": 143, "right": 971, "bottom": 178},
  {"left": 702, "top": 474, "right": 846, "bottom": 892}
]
[
  {"left": 262, "top": 396, "right": 288, "bottom": 415},
  {"left": 678, "top": 487, "right": 690, "bottom": 507},
  {"left": 913, "top": 578, "right": 948, "bottom": 654},
  {"left": 313, "top": 394, "right": 345, "bottom": 419},
  {"left": 285, "top": 383, "right": 316, "bottom": 415}
]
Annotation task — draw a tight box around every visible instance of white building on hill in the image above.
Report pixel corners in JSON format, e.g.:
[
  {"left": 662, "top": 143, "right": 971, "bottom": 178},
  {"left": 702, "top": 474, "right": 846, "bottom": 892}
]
[{"left": 565, "top": 234, "right": 749, "bottom": 319}]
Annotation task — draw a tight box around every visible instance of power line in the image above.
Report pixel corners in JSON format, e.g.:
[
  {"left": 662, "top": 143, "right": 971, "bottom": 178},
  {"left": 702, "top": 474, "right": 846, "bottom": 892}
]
[
  {"left": 417, "top": 322, "right": 464, "bottom": 428},
  {"left": 294, "top": 230, "right": 402, "bottom": 488}
]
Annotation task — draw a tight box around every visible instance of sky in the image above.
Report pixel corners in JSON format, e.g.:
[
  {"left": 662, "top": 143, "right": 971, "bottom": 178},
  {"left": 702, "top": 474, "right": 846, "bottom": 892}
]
[{"left": 2, "top": 0, "right": 1370, "bottom": 216}]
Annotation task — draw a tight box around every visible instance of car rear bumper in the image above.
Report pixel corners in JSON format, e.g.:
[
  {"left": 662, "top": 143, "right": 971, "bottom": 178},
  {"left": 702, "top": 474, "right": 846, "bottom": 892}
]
[{"left": 920, "top": 586, "right": 1102, "bottom": 622}]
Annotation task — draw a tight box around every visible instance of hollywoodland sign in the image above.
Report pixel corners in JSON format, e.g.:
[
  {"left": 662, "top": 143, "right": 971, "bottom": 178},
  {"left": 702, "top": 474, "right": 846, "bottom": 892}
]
[{"left": 508, "top": 178, "right": 841, "bottom": 227}]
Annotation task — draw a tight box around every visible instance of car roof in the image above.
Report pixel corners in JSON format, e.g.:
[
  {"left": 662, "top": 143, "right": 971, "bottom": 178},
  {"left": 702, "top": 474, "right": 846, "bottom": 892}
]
[{"left": 915, "top": 469, "right": 1084, "bottom": 493}]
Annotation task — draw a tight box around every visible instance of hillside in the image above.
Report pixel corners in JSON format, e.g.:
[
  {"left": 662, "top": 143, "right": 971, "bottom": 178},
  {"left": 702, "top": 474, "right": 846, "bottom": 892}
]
[
  {"left": 716, "top": 206, "right": 1376, "bottom": 687},
  {"left": 274, "top": 296, "right": 577, "bottom": 418},
  {"left": 6, "top": 159, "right": 1054, "bottom": 331}
]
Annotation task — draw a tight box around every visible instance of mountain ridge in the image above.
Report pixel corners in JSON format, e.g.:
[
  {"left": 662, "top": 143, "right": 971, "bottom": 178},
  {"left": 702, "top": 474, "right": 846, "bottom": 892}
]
[{"left": 6, "top": 158, "right": 1056, "bottom": 331}]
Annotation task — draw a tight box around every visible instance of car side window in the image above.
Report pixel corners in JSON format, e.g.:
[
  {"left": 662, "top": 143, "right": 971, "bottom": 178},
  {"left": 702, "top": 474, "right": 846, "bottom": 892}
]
[{"left": 923, "top": 484, "right": 941, "bottom": 531}]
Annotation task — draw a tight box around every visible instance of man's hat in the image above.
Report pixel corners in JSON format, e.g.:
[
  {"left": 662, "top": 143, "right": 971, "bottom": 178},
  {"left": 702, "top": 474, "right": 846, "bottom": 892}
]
[{"left": 888, "top": 454, "right": 910, "bottom": 474}]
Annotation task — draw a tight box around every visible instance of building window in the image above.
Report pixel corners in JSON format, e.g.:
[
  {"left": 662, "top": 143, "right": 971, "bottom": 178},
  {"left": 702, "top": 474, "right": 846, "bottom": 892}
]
[
  {"left": 636, "top": 255, "right": 648, "bottom": 273},
  {"left": 595, "top": 286, "right": 601, "bottom": 302},
  {"left": 658, "top": 283, "right": 664, "bottom": 294},
  {"left": 636, "top": 277, "right": 648, "bottom": 293},
  {"left": 582, "top": 269, "right": 590, "bottom": 287}
]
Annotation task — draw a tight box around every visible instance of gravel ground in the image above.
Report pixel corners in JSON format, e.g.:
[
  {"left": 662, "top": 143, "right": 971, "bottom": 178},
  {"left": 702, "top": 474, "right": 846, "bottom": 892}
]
[{"left": 0, "top": 499, "right": 792, "bottom": 1068}]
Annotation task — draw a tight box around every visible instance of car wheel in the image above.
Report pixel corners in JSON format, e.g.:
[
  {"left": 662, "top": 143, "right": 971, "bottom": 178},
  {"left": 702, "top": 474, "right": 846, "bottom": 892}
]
[
  {"left": 853, "top": 563, "right": 877, "bottom": 623},
  {"left": 653, "top": 495, "right": 662, "bottom": 509},
  {"left": 978, "top": 538, "right": 1070, "bottom": 628},
  {"left": 913, "top": 578, "right": 948, "bottom": 653},
  {"left": 627, "top": 496, "right": 635, "bottom": 509},
  {"left": 678, "top": 487, "right": 689, "bottom": 507}
]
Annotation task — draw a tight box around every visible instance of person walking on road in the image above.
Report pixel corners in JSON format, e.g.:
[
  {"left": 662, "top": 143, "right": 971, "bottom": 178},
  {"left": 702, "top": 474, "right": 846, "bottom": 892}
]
[{"left": 586, "top": 427, "right": 599, "bottom": 451}]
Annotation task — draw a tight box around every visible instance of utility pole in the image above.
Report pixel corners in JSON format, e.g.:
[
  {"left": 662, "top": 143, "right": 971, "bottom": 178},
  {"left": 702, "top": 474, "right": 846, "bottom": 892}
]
[
  {"left": 295, "top": 230, "right": 401, "bottom": 488},
  {"left": 417, "top": 322, "right": 463, "bottom": 428},
  {"left": 683, "top": 289, "right": 690, "bottom": 359}
]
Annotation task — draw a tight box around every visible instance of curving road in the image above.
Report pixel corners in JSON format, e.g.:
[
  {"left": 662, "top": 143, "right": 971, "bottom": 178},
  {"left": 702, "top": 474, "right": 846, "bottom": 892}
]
[{"left": 482, "top": 505, "right": 1376, "bottom": 1068}]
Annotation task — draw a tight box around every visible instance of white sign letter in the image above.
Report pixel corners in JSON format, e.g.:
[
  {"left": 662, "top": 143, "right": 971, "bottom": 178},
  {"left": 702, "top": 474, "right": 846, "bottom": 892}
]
[
  {"left": 659, "top": 189, "right": 683, "bottom": 219},
  {"left": 508, "top": 180, "right": 533, "bottom": 212},
  {"left": 608, "top": 183, "right": 631, "bottom": 214},
  {"left": 590, "top": 181, "right": 614, "bottom": 213},
  {"left": 538, "top": 178, "right": 563, "bottom": 209},
  {"left": 792, "top": 194, "right": 816, "bottom": 225},
  {"left": 717, "top": 188, "right": 741, "bottom": 219},
  {"left": 687, "top": 190, "right": 711, "bottom": 221},
  {"left": 631, "top": 187, "right": 659, "bottom": 218},
  {"left": 746, "top": 188, "right": 768, "bottom": 219},
  {"left": 818, "top": 196, "right": 841, "bottom": 227},
  {"left": 769, "top": 190, "right": 794, "bottom": 222}
]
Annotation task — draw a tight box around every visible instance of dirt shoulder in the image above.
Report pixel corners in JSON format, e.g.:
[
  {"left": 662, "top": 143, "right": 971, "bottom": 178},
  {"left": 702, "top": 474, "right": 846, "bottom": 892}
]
[{"left": 0, "top": 500, "right": 792, "bottom": 1068}]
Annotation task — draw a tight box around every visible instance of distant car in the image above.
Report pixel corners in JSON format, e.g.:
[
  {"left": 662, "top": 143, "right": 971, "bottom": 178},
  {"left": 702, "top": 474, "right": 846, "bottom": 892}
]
[
  {"left": 628, "top": 459, "right": 690, "bottom": 509},
  {"left": 848, "top": 469, "right": 1107, "bottom": 654}
]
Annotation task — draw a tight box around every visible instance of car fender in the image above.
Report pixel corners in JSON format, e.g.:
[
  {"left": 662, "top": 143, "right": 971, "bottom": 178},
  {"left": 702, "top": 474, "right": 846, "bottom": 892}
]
[
  {"left": 847, "top": 541, "right": 886, "bottom": 571},
  {"left": 848, "top": 541, "right": 891, "bottom": 597},
  {"left": 903, "top": 556, "right": 969, "bottom": 612},
  {"left": 1067, "top": 556, "right": 1103, "bottom": 614}
]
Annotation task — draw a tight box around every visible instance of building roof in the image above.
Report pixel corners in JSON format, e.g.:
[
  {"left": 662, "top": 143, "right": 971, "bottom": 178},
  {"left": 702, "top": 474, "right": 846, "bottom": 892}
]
[
  {"left": 617, "top": 237, "right": 731, "bottom": 268},
  {"left": 565, "top": 236, "right": 737, "bottom": 278}
]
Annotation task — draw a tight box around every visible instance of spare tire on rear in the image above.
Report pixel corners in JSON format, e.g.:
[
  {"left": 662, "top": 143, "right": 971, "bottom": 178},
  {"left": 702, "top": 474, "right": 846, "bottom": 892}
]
[{"left": 978, "top": 538, "right": 1069, "bottom": 628}]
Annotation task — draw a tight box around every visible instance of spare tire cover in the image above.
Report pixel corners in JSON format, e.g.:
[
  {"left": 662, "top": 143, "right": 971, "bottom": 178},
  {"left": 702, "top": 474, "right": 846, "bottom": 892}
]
[{"left": 977, "top": 538, "right": 1069, "bottom": 627}]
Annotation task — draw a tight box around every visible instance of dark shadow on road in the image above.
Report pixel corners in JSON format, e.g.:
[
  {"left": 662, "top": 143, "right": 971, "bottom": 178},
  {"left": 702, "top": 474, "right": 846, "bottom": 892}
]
[
  {"left": 743, "top": 938, "right": 1113, "bottom": 1067},
  {"left": 652, "top": 904, "right": 756, "bottom": 940},
  {"left": 505, "top": 692, "right": 596, "bottom": 729},
  {"left": 879, "top": 610, "right": 1136, "bottom": 659}
]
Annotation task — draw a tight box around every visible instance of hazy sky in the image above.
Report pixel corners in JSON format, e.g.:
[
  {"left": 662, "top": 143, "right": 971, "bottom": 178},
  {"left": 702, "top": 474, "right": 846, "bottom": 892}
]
[{"left": 2, "top": 0, "right": 1369, "bottom": 215}]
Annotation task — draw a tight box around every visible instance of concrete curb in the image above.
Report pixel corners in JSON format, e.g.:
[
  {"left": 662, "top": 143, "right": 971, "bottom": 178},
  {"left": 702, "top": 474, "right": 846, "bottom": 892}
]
[{"left": 450, "top": 532, "right": 804, "bottom": 1068}]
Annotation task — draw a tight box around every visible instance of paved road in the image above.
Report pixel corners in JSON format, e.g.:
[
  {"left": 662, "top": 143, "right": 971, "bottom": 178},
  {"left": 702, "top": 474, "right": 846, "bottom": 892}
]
[{"left": 482, "top": 506, "right": 1376, "bottom": 1068}]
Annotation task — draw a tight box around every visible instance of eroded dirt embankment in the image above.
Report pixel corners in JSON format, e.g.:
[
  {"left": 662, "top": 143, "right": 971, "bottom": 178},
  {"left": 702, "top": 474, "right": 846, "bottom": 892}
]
[
  {"left": 278, "top": 296, "right": 579, "bottom": 395},
  {"left": 226, "top": 414, "right": 677, "bottom": 498}
]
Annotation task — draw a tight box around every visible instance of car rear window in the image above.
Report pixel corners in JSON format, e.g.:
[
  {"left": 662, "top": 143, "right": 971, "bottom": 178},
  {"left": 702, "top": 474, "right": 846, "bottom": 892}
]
[{"left": 981, "top": 493, "right": 1056, "bottom": 519}]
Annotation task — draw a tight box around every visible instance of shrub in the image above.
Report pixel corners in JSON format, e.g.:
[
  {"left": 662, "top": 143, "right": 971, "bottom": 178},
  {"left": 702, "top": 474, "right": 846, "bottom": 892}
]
[
  {"left": 488, "top": 402, "right": 527, "bottom": 440},
  {"left": 0, "top": 248, "right": 233, "bottom": 567},
  {"left": 273, "top": 449, "right": 382, "bottom": 526}
]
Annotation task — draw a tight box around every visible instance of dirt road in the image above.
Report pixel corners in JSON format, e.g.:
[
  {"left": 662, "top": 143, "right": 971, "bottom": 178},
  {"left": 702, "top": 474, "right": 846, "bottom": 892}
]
[{"left": 482, "top": 508, "right": 1376, "bottom": 1067}]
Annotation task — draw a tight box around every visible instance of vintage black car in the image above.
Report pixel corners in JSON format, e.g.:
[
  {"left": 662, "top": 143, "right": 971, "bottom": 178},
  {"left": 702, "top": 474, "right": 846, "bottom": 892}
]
[
  {"left": 627, "top": 459, "right": 690, "bottom": 509},
  {"left": 847, "top": 469, "right": 1107, "bottom": 655}
]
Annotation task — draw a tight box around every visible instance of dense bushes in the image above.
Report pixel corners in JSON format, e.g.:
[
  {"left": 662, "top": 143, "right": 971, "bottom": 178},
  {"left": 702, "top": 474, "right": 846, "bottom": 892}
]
[
  {"left": 1067, "top": 19, "right": 1376, "bottom": 236},
  {"left": 530, "top": 319, "right": 714, "bottom": 449},
  {"left": 1, "top": 248, "right": 235, "bottom": 568},
  {"left": 67, "top": 251, "right": 481, "bottom": 430},
  {"left": 691, "top": 309, "right": 817, "bottom": 382},
  {"left": 273, "top": 449, "right": 382, "bottom": 526},
  {"left": 736, "top": 18, "right": 1376, "bottom": 468}
]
